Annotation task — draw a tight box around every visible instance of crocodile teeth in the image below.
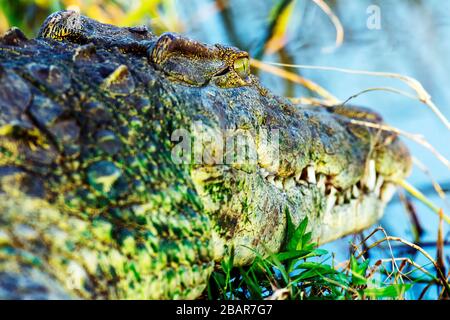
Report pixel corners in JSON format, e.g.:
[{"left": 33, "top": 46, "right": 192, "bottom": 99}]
[
  {"left": 352, "top": 185, "right": 360, "bottom": 198},
  {"left": 260, "top": 168, "right": 270, "bottom": 178},
  {"left": 345, "top": 189, "right": 352, "bottom": 201},
  {"left": 274, "top": 178, "right": 283, "bottom": 189},
  {"left": 283, "top": 177, "right": 296, "bottom": 190},
  {"left": 267, "top": 175, "right": 275, "bottom": 185},
  {"left": 381, "top": 183, "right": 397, "bottom": 202},
  {"left": 365, "top": 160, "right": 376, "bottom": 191},
  {"left": 325, "top": 187, "right": 337, "bottom": 216},
  {"left": 317, "top": 174, "right": 326, "bottom": 193},
  {"left": 374, "top": 176, "right": 384, "bottom": 197},
  {"left": 295, "top": 170, "right": 302, "bottom": 182},
  {"left": 294, "top": 170, "right": 308, "bottom": 186},
  {"left": 307, "top": 166, "right": 316, "bottom": 184}
]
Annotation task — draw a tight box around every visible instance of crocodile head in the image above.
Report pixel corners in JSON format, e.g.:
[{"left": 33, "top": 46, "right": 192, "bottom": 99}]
[
  {"left": 35, "top": 11, "right": 412, "bottom": 266},
  {"left": 136, "top": 33, "right": 412, "bottom": 265}
]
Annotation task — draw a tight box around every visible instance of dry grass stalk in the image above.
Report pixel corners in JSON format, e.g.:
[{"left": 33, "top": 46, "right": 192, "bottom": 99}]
[
  {"left": 347, "top": 118, "right": 450, "bottom": 171},
  {"left": 412, "top": 157, "right": 449, "bottom": 210},
  {"left": 398, "top": 180, "right": 450, "bottom": 225},
  {"left": 398, "top": 190, "right": 424, "bottom": 241},
  {"left": 250, "top": 59, "right": 339, "bottom": 103},
  {"left": 262, "top": 62, "right": 450, "bottom": 131},
  {"left": 355, "top": 234, "right": 450, "bottom": 295},
  {"left": 311, "top": 0, "right": 344, "bottom": 51}
]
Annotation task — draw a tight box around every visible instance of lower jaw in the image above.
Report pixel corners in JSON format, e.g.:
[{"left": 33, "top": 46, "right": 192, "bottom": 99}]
[
  {"left": 310, "top": 193, "right": 388, "bottom": 245},
  {"left": 200, "top": 170, "right": 397, "bottom": 266}
]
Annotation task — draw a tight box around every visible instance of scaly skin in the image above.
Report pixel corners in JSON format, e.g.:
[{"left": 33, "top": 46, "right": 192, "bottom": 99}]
[{"left": 0, "top": 11, "right": 411, "bottom": 299}]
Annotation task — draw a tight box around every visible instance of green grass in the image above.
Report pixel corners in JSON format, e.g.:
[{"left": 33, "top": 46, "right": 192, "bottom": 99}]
[{"left": 206, "top": 210, "right": 428, "bottom": 300}]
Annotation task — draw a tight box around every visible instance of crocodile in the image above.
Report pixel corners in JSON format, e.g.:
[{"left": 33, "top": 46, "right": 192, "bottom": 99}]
[{"left": 0, "top": 11, "right": 411, "bottom": 299}]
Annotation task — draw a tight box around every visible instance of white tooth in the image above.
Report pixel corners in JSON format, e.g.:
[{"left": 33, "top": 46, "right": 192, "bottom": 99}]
[
  {"left": 317, "top": 174, "right": 326, "bottom": 193},
  {"left": 381, "top": 183, "right": 397, "bottom": 202},
  {"left": 267, "top": 175, "right": 275, "bottom": 185},
  {"left": 337, "top": 194, "right": 345, "bottom": 205},
  {"left": 298, "top": 180, "right": 308, "bottom": 186},
  {"left": 352, "top": 185, "right": 360, "bottom": 198},
  {"left": 275, "top": 178, "right": 283, "bottom": 189},
  {"left": 331, "top": 186, "right": 337, "bottom": 196},
  {"left": 283, "top": 177, "right": 296, "bottom": 190},
  {"left": 325, "top": 187, "right": 337, "bottom": 216},
  {"left": 295, "top": 170, "right": 302, "bottom": 182},
  {"left": 374, "top": 176, "right": 384, "bottom": 197},
  {"left": 346, "top": 189, "right": 352, "bottom": 201},
  {"left": 366, "top": 160, "right": 376, "bottom": 191},
  {"left": 307, "top": 166, "right": 316, "bottom": 184},
  {"left": 260, "top": 168, "right": 270, "bottom": 178}
]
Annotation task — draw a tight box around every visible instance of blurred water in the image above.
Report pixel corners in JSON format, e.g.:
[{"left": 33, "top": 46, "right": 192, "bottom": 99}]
[{"left": 176, "top": 0, "right": 450, "bottom": 299}]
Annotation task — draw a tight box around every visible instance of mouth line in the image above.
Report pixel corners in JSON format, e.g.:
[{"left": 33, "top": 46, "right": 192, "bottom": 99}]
[{"left": 258, "top": 159, "right": 397, "bottom": 214}]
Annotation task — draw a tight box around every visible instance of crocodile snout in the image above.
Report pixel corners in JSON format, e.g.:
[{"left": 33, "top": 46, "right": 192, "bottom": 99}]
[{"left": 184, "top": 83, "right": 412, "bottom": 265}]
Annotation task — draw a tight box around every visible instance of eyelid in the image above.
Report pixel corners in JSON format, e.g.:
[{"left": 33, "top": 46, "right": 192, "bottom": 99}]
[{"left": 214, "top": 66, "right": 231, "bottom": 77}]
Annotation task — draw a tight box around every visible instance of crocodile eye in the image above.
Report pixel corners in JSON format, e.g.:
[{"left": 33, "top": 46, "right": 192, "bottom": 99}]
[{"left": 233, "top": 57, "right": 250, "bottom": 79}]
